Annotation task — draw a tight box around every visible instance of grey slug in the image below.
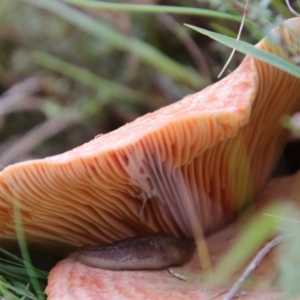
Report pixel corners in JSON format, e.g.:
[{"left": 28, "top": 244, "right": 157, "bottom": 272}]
[{"left": 78, "top": 232, "right": 196, "bottom": 270}]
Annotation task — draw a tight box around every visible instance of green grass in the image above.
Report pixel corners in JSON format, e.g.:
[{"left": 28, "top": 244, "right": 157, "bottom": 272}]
[{"left": 0, "top": 247, "right": 47, "bottom": 300}]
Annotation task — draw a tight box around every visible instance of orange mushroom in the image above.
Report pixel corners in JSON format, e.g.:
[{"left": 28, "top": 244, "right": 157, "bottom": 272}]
[
  {"left": 0, "top": 19, "right": 300, "bottom": 250},
  {"left": 0, "top": 17, "right": 299, "bottom": 299},
  {"left": 48, "top": 171, "right": 300, "bottom": 299},
  {"left": 46, "top": 225, "right": 282, "bottom": 300}
]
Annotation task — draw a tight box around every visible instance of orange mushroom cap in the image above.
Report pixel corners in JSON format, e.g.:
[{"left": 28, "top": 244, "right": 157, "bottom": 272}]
[
  {"left": 46, "top": 233, "right": 281, "bottom": 300},
  {"left": 46, "top": 170, "right": 300, "bottom": 299},
  {"left": 0, "top": 18, "right": 299, "bottom": 251}
]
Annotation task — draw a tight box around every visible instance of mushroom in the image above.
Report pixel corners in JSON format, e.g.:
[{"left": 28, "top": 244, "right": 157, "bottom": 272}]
[
  {"left": 0, "top": 18, "right": 299, "bottom": 253},
  {"left": 0, "top": 15, "right": 298, "bottom": 300},
  {"left": 47, "top": 171, "right": 300, "bottom": 299},
  {"left": 46, "top": 223, "right": 282, "bottom": 300}
]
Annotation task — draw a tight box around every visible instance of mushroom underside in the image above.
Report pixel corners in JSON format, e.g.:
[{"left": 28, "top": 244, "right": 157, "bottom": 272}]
[{"left": 0, "top": 18, "right": 299, "bottom": 251}]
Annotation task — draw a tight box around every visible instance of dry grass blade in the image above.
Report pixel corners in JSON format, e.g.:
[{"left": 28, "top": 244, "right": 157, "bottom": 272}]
[
  {"left": 218, "top": 0, "right": 249, "bottom": 78},
  {"left": 156, "top": 13, "right": 211, "bottom": 83},
  {"left": 285, "top": 0, "right": 300, "bottom": 17},
  {"left": 223, "top": 235, "right": 285, "bottom": 300},
  {"left": 0, "top": 109, "right": 79, "bottom": 166},
  {"left": 0, "top": 95, "right": 43, "bottom": 115}
]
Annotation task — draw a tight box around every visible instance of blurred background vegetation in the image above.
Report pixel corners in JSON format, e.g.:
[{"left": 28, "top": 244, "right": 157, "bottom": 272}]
[{"left": 0, "top": 0, "right": 299, "bottom": 299}]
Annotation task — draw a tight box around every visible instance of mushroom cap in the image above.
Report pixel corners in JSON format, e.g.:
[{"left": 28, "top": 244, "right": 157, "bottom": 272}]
[
  {"left": 0, "top": 18, "right": 300, "bottom": 248},
  {"left": 45, "top": 222, "right": 280, "bottom": 300},
  {"left": 46, "top": 171, "right": 300, "bottom": 300}
]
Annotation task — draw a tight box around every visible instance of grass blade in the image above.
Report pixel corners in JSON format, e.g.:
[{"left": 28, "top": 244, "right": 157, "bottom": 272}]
[
  {"left": 32, "top": 51, "right": 164, "bottom": 105},
  {"left": 186, "top": 24, "right": 300, "bottom": 78},
  {"left": 13, "top": 200, "right": 45, "bottom": 300},
  {"left": 62, "top": 0, "right": 243, "bottom": 22}
]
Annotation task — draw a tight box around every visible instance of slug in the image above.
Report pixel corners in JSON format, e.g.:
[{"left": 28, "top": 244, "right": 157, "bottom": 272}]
[{"left": 78, "top": 232, "right": 196, "bottom": 270}]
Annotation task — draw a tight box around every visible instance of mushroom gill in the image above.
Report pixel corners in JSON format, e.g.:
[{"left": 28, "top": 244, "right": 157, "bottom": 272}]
[{"left": 0, "top": 18, "right": 299, "bottom": 249}]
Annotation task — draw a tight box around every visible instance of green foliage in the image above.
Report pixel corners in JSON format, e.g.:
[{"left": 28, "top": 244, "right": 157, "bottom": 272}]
[{"left": 0, "top": 247, "right": 47, "bottom": 299}]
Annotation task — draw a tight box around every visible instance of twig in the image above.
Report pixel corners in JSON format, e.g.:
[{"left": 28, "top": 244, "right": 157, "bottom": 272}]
[
  {"left": 222, "top": 235, "right": 285, "bottom": 300},
  {"left": 167, "top": 268, "right": 187, "bottom": 281},
  {"left": 0, "top": 95, "right": 44, "bottom": 115},
  {"left": 156, "top": 13, "right": 212, "bottom": 83},
  {"left": 0, "top": 109, "right": 80, "bottom": 166},
  {"left": 218, "top": 0, "right": 249, "bottom": 78},
  {"left": 285, "top": 0, "right": 300, "bottom": 17}
]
